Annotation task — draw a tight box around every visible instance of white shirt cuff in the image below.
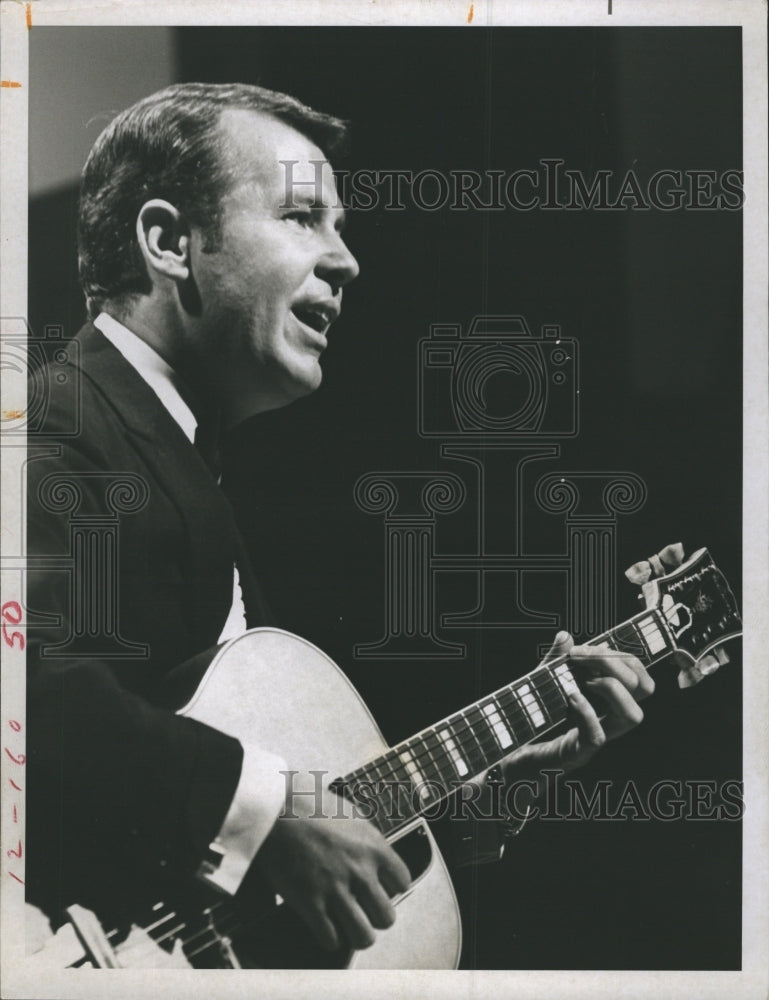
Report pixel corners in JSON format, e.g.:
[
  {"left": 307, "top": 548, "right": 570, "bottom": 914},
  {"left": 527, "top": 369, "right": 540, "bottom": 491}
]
[{"left": 198, "top": 743, "right": 287, "bottom": 895}]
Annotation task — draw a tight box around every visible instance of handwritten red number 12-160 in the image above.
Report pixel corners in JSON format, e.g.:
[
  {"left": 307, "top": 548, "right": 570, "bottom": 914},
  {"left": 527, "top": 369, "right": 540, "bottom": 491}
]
[
  {"left": 1, "top": 601, "right": 24, "bottom": 651},
  {"left": 2, "top": 601, "right": 26, "bottom": 886}
]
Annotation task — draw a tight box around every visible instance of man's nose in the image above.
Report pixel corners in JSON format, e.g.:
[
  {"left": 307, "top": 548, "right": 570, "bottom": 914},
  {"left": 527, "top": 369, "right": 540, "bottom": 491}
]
[{"left": 316, "top": 234, "right": 360, "bottom": 291}]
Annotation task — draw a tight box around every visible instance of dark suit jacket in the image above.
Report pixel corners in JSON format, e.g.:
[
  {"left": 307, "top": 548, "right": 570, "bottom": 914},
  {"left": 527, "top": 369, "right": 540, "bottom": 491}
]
[{"left": 26, "top": 322, "right": 271, "bottom": 924}]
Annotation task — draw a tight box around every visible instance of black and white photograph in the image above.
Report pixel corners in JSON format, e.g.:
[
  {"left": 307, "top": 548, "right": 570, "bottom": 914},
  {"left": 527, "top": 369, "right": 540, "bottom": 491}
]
[{"left": 0, "top": 2, "right": 766, "bottom": 997}]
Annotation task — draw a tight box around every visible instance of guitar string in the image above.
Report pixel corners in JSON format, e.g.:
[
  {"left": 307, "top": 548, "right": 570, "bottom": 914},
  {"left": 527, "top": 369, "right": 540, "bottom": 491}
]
[
  {"left": 185, "top": 921, "right": 244, "bottom": 962},
  {"left": 143, "top": 661, "right": 654, "bottom": 963},
  {"left": 102, "top": 904, "right": 187, "bottom": 945},
  {"left": 148, "top": 901, "right": 282, "bottom": 963},
  {"left": 110, "top": 902, "right": 235, "bottom": 965},
  {"left": 154, "top": 904, "right": 255, "bottom": 963},
  {"left": 106, "top": 588, "right": 736, "bottom": 969},
  {"left": 345, "top": 684, "right": 576, "bottom": 833},
  {"left": 174, "top": 635, "right": 656, "bottom": 950},
  {"left": 111, "top": 619, "right": 661, "bottom": 965},
  {"left": 105, "top": 909, "right": 186, "bottom": 959},
  {"left": 343, "top": 618, "right": 656, "bottom": 793},
  {"left": 350, "top": 663, "right": 574, "bottom": 785},
  {"left": 109, "top": 691, "right": 588, "bottom": 965},
  {"left": 98, "top": 896, "right": 225, "bottom": 959},
  {"left": 347, "top": 665, "right": 589, "bottom": 805},
  {"left": 161, "top": 636, "right": 666, "bottom": 966},
  {"left": 148, "top": 646, "right": 644, "bottom": 966},
  {"left": 366, "top": 700, "right": 556, "bottom": 833},
  {"left": 364, "top": 680, "right": 563, "bottom": 781},
  {"left": 109, "top": 682, "right": 581, "bottom": 958},
  {"left": 123, "top": 635, "right": 666, "bottom": 963},
  {"left": 120, "top": 686, "right": 582, "bottom": 962},
  {"left": 182, "top": 626, "right": 743, "bottom": 964},
  {"left": 346, "top": 632, "right": 657, "bottom": 831},
  {"left": 407, "top": 629, "right": 655, "bottom": 783},
  {"left": 373, "top": 684, "right": 565, "bottom": 789}
]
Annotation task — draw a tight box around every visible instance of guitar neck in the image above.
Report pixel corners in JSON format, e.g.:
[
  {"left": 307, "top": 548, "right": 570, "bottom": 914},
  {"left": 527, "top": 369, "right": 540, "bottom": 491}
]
[{"left": 334, "top": 606, "right": 676, "bottom": 836}]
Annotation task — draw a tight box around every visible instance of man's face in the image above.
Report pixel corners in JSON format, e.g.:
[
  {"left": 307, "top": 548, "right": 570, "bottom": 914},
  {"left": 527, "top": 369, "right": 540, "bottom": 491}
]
[{"left": 187, "top": 108, "right": 359, "bottom": 423}]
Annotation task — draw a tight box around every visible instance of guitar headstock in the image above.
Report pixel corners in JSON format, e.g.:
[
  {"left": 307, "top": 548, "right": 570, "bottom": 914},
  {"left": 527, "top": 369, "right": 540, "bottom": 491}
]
[{"left": 641, "top": 548, "right": 742, "bottom": 687}]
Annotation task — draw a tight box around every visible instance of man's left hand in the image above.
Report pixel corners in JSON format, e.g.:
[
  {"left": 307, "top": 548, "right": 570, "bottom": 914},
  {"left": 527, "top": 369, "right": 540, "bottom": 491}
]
[
  {"left": 503, "top": 630, "right": 654, "bottom": 783},
  {"left": 499, "top": 541, "right": 691, "bottom": 789}
]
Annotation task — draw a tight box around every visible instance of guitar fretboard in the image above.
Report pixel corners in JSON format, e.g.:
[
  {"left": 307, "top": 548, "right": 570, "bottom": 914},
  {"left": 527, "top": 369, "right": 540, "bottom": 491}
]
[{"left": 333, "top": 607, "right": 675, "bottom": 835}]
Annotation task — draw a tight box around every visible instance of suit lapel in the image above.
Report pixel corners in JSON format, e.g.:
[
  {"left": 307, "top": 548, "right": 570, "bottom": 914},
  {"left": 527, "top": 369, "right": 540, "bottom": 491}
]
[{"left": 73, "top": 323, "right": 247, "bottom": 646}]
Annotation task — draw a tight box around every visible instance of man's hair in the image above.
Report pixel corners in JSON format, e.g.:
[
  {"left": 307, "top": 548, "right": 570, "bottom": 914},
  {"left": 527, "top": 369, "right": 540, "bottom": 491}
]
[{"left": 77, "top": 82, "right": 348, "bottom": 319}]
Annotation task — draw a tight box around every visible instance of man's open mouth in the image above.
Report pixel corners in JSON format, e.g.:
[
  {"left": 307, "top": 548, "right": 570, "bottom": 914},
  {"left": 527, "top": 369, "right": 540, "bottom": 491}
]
[{"left": 291, "top": 302, "right": 338, "bottom": 334}]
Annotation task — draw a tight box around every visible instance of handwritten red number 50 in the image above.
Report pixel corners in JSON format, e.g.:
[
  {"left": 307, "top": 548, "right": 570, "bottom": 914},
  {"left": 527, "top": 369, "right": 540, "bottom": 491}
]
[{"left": 1, "top": 601, "right": 25, "bottom": 651}]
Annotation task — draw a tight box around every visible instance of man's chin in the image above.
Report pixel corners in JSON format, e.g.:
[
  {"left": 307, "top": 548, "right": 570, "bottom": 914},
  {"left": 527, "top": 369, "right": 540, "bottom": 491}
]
[
  {"left": 224, "top": 366, "right": 323, "bottom": 426},
  {"left": 277, "top": 360, "right": 323, "bottom": 403}
]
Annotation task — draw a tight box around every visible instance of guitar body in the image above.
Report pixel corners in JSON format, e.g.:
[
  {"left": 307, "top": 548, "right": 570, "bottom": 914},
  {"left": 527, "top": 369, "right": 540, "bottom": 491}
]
[{"left": 177, "top": 627, "right": 463, "bottom": 970}]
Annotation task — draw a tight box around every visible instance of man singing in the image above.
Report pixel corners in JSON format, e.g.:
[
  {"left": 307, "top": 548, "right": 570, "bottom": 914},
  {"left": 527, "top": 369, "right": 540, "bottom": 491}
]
[{"left": 27, "top": 82, "right": 655, "bottom": 965}]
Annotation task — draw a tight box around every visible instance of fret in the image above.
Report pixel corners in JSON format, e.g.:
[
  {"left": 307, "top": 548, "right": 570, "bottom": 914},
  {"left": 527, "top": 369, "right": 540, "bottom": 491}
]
[
  {"left": 608, "top": 614, "right": 659, "bottom": 663},
  {"left": 375, "top": 752, "right": 418, "bottom": 827},
  {"left": 420, "top": 730, "right": 455, "bottom": 788},
  {"left": 480, "top": 698, "right": 516, "bottom": 750},
  {"left": 551, "top": 659, "right": 579, "bottom": 698},
  {"left": 496, "top": 687, "right": 536, "bottom": 744},
  {"left": 533, "top": 665, "right": 570, "bottom": 719},
  {"left": 527, "top": 668, "right": 558, "bottom": 727},
  {"left": 603, "top": 619, "right": 645, "bottom": 662},
  {"left": 511, "top": 680, "right": 548, "bottom": 730},
  {"left": 382, "top": 751, "right": 413, "bottom": 789},
  {"left": 366, "top": 750, "right": 407, "bottom": 791},
  {"left": 446, "top": 711, "right": 493, "bottom": 773},
  {"left": 464, "top": 705, "right": 503, "bottom": 764},
  {"left": 635, "top": 611, "right": 670, "bottom": 657},
  {"left": 368, "top": 758, "right": 387, "bottom": 784},
  {"left": 633, "top": 619, "right": 655, "bottom": 659},
  {"left": 396, "top": 743, "right": 432, "bottom": 805},
  {"left": 606, "top": 621, "right": 646, "bottom": 659},
  {"left": 339, "top": 607, "right": 680, "bottom": 834},
  {"left": 596, "top": 609, "right": 677, "bottom": 667},
  {"left": 373, "top": 757, "right": 402, "bottom": 828},
  {"left": 435, "top": 725, "right": 470, "bottom": 777},
  {"left": 360, "top": 770, "right": 408, "bottom": 835}
]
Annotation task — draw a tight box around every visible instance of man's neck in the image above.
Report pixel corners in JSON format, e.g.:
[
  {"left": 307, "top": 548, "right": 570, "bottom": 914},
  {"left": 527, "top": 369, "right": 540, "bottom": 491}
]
[
  {"left": 99, "top": 306, "right": 221, "bottom": 436},
  {"left": 104, "top": 303, "right": 183, "bottom": 371}
]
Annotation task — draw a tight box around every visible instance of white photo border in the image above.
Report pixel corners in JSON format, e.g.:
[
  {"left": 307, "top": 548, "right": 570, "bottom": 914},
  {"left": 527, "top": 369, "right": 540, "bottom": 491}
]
[{"left": 1, "top": 2, "right": 766, "bottom": 998}]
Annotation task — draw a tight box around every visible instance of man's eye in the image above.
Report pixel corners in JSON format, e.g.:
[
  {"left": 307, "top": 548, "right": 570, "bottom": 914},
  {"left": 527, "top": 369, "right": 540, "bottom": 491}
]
[{"left": 284, "top": 211, "right": 314, "bottom": 227}]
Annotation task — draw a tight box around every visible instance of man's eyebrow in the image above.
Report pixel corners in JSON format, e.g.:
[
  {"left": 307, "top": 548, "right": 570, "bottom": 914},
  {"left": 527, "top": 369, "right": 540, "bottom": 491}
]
[
  {"left": 284, "top": 191, "right": 318, "bottom": 206},
  {"left": 280, "top": 190, "right": 348, "bottom": 229},
  {"left": 280, "top": 191, "right": 328, "bottom": 209}
]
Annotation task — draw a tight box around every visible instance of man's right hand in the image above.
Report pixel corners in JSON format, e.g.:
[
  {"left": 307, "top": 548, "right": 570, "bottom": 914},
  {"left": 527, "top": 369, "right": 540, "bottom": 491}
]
[{"left": 252, "top": 785, "right": 411, "bottom": 952}]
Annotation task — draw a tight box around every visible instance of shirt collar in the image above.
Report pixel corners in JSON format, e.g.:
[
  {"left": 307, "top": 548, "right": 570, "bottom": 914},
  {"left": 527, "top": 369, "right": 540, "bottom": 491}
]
[{"left": 93, "top": 312, "right": 198, "bottom": 444}]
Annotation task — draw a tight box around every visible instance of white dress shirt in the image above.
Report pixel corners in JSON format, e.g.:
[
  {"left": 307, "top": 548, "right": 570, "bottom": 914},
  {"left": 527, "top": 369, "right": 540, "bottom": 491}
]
[{"left": 94, "top": 312, "right": 286, "bottom": 894}]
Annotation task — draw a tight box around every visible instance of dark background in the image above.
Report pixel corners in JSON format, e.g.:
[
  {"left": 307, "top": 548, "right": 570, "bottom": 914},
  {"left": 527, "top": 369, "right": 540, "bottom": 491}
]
[{"left": 29, "top": 27, "right": 742, "bottom": 970}]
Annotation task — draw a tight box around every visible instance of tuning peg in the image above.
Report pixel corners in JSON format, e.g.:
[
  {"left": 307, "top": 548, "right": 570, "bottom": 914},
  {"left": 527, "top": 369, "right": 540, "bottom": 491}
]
[
  {"left": 677, "top": 665, "right": 705, "bottom": 689},
  {"left": 677, "top": 650, "right": 726, "bottom": 689},
  {"left": 625, "top": 543, "right": 685, "bottom": 585}
]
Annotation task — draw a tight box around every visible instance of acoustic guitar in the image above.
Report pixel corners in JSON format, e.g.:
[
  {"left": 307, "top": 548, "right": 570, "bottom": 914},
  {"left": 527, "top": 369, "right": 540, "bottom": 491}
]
[{"left": 28, "top": 547, "right": 741, "bottom": 970}]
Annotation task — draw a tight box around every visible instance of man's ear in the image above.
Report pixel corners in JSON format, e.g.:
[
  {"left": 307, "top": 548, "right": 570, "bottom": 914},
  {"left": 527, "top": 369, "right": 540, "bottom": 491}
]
[{"left": 136, "top": 199, "right": 191, "bottom": 284}]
